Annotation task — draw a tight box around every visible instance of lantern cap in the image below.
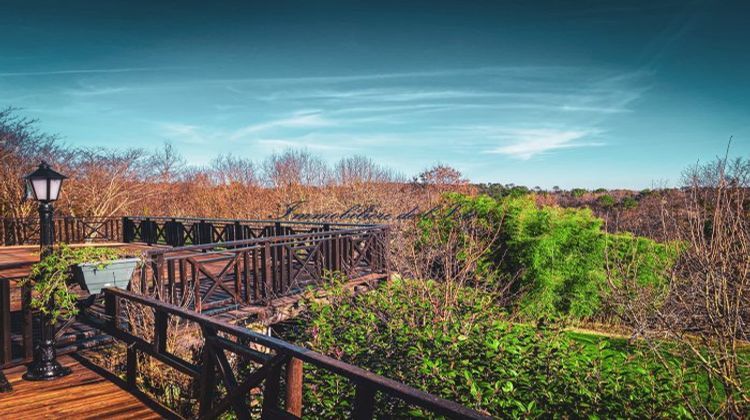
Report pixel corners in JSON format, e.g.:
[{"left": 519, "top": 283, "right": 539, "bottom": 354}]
[{"left": 24, "top": 161, "right": 67, "bottom": 181}]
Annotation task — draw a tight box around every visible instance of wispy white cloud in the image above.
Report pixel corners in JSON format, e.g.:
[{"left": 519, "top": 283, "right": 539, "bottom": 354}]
[
  {"left": 159, "top": 123, "right": 211, "bottom": 145},
  {"left": 229, "top": 112, "right": 335, "bottom": 140},
  {"left": 486, "top": 129, "right": 601, "bottom": 159},
  {"left": 256, "top": 138, "right": 353, "bottom": 152},
  {"left": 0, "top": 67, "right": 185, "bottom": 77},
  {"left": 64, "top": 86, "right": 132, "bottom": 97}
]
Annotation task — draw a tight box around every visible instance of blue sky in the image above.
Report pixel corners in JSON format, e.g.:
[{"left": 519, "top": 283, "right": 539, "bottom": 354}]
[{"left": 1, "top": 0, "right": 748, "bottom": 188}]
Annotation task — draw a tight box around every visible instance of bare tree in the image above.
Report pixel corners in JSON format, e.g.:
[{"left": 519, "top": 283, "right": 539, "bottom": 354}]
[
  {"left": 334, "top": 155, "right": 398, "bottom": 185},
  {"left": 416, "top": 163, "right": 467, "bottom": 186},
  {"left": 608, "top": 154, "right": 750, "bottom": 417},
  {"left": 261, "top": 148, "right": 331, "bottom": 188},
  {"left": 390, "top": 199, "right": 513, "bottom": 322},
  {"left": 148, "top": 141, "right": 186, "bottom": 182},
  {"left": 210, "top": 154, "right": 258, "bottom": 186},
  {"left": 0, "top": 108, "right": 65, "bottom": 219},
  {"left": 64, "top": 148, "right": 156, "bottom": 218}
]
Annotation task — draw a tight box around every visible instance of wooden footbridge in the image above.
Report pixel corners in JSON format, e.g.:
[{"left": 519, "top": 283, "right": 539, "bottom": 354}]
[{"left": 0, "top": 216, "right": 490, "bottom": 419}]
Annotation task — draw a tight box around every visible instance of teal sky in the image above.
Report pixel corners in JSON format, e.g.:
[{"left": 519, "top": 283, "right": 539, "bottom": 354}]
[{"left": 1, "top": 0, "right": 748, "bottom": 188}]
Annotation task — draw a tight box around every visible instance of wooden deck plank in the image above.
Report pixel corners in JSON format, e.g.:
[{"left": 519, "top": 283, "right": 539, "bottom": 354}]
[{"left": 0, "top": 355, "right": 168, "bottom": 419}]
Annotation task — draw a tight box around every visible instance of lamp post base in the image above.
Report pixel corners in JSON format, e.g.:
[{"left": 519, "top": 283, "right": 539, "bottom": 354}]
[{"left": 23, "top": 340, "right": 71, "bottom": 381}]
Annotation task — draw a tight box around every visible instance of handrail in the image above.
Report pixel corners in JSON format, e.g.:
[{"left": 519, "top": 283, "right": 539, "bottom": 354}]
[
  {"left": 125, "top": 215, "right": 378, "bottom": 228},
  {"left": 1, "top": 216, "right": 122, "bottom": 246},
  {"left": 141, "top": 224, "right": 388, "bottom": 257},
  {"left": 101, "top": 287, "right": 492, "bottom": 419}
]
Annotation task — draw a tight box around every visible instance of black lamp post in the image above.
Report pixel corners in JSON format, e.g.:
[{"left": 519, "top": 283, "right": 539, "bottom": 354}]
[{"left": 23, "top": 161, "right": 71, "bottom": 381}]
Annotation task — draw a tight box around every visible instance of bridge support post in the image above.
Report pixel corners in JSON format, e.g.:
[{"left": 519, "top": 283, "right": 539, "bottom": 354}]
[{"left": 285, "top": 357, "right": 303, "bottom": 416}]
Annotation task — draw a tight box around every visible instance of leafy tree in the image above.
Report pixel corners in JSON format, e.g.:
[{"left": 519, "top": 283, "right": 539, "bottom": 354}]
[{"left": 597, "top": 194, "right": 616, "bottom": 209}]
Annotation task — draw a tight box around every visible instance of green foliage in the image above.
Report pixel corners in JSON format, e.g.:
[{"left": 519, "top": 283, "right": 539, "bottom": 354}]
[
  {"left": 502, "top": 197, "right": 607, "bottom": 318},
  {"left": 421, "top": 194, "right": 679, "bottom": 320},
  {"left": 290, "top": 278, "right": 690, "bottom": 418},
  {"left": 19, "top": 244, "right": 125, "bottom": 324},
  {"left": 606, "top": 233, "right": 680, "bottom": 290},
  {"left": 621, "top": 196, "right": 638, "bottom": 209},
  {"left": 597, "top": 194, "right": 616, "bottom": 208},
  {"left": 477, "top": 183, "right": 531, "bottom": 199},
  {"left": 570, "top": 188, "right": 587, "bottom": 198}
]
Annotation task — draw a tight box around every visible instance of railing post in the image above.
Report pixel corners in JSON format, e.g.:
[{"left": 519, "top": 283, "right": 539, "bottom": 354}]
[
  {"left": 198, "top": 337, "right": 217, "bottom": 417},
  {"left": 383, "top": 227, "right": 391, "bottom": 280},
  {"left": 197, "top": 220, "right": 213, "bottom": 244},
  {"left": 104, "top": 291, "right": 120, "bottom": 331},
  {"left": 22, "top": 281, "right": 33, "bottom": 362},
  {"left": 193, "top": 260, "right": 202, "bottom": 313},
  {"left": 332, "top": 233, "right": 341, "bottom": 272},
  {"left": 285, "top": 358, "right": 303, "bottom": 417},
  {"left": 0, "top": 281, "right": 11, "bottom": 366},
  {"left": 153, "top": 309, "right": 168, "bottom": 354},
  {"left": 274, "top": 221, "right": 283, "bottom": 237},
  {"left": 126, "top": 344, "right": 138, "bottom": 389},
  {"left": 144, "top": 218, "right": 152, "bottom": 245},
  {"left": 352, "top": 382, "right": 376, "bottom": 420},
  {"left": 165, "top": 219, "right": 176, "bottom": 246},
  {"left": 122, "top": 217, "right": 133, "bottom": 243},
  {"left": 262, "top": 242, "right": 272, "bottom": 302},
  {"left": 261, "top": 359, "right": 283, "bottom": 417},
  {"left": 234, "top": 221, "right": 243, "bottom": 242}
]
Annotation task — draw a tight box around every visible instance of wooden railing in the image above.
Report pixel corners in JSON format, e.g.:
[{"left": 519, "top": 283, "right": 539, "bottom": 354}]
[
  {"left": 135, "top": 225, "right": 390, "bottom": 312},
  {"left": 99, "top": 287, "right": 491, "bottom": 419},
  {"left": 0, "top": 279, "right": 33, "bottom": 369},
  {"left": 1, "top": 217, "right": 122, "bottom": 246},
  {"left": 122, "top": 216, "right": 375, "bottom": 247}
]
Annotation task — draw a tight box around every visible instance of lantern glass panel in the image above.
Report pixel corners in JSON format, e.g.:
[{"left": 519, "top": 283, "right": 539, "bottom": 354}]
[
  {"left": 25, "top": 179, "right": 35, "bottom": 200},
  {"left": 48, "top": 179, "right": 62, "bottom": 201},
  {"left": 31, "top": 178, "right": 48, "bottom": 201}
]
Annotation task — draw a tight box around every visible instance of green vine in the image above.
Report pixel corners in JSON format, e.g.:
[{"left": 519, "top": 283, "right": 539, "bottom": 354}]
[{"left": 19, "top": 244, "right": 126, "bottom": 325}]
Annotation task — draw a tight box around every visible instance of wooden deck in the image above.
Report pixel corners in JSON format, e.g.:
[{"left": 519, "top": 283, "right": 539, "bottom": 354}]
[{"left": 0, "top": 355, "right": 172, "bottom": 419}]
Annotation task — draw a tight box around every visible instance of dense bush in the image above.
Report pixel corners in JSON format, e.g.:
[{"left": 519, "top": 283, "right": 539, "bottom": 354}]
[
  {"left": 287, "top": 278, "right": 690, "bottom": 418},
  {"left": 570, "top": 188, "right": 587, "bottom": 198},
  {"left": 621, "top": 196, "right": 638, "bottom": 209},
  {"left": 597, "top": 194, "right": 616, "bottom": 208},
  {"left": 419, "top": 194, "right": 678, "bottom": 320}
]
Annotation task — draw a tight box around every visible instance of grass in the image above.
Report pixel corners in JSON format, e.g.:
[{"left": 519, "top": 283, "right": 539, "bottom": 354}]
[{"left": 567, "top": 329, "right": 750, "bottom": 414}]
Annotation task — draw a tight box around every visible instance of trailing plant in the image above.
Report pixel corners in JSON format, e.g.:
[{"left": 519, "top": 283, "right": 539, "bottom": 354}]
[{"left": 19, "top": 244, "right": 125, "bottom": 324}]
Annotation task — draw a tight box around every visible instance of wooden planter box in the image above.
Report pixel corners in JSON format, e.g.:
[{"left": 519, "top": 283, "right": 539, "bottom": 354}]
[{"left": 73, "top": 258, "right": 139, "bottom": 294}]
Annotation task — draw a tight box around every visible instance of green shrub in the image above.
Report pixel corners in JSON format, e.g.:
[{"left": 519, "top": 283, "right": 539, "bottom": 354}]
[
  {"left": 621, "top": 196, "right": 638, "bottom": 209},
  {"left": 288, "top": 278, "right": 690, "bottom": 418},
  {"left": 502, "top": 197, "right": 607, "bottom": 318},
  {"left": 570, "top": 188, "right": 587, "bottom": 198},
  {"left": 420, "top": 194, "right": 678, "bottom": 320},
  {"left": 597, "top": 194, "right": 616, "bottom": 208}
]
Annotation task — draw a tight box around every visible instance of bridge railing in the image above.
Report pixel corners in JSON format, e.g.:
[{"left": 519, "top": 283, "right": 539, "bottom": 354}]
[
  {"left": 134, "top": 224, "right": 390, "bottom": 311},
  {"left": 100, "top": 287, "right": 491, "bottom": 419},
  {"left": 122, "top": 216, "right": 376, "bottom": 247},
  {"left": 1, "top": 217, "right": 122, "bottom": 246}
]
